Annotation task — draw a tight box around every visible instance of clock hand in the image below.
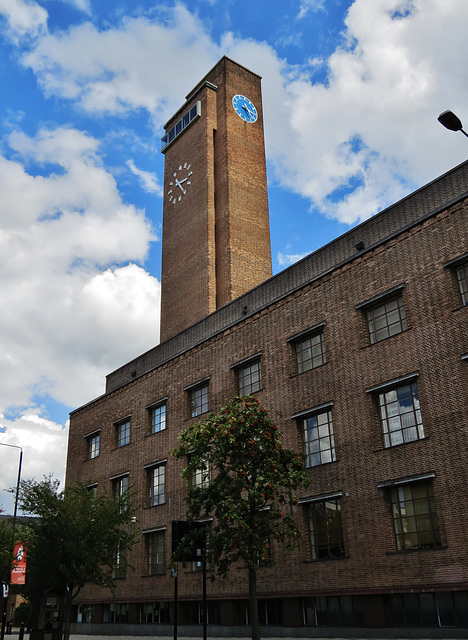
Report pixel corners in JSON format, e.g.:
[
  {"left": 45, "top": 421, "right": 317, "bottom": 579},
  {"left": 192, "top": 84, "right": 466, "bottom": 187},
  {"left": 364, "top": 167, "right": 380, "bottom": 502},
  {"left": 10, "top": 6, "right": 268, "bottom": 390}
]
[{"left": 175, "top": 177, "right": 188, "bottom": 191}]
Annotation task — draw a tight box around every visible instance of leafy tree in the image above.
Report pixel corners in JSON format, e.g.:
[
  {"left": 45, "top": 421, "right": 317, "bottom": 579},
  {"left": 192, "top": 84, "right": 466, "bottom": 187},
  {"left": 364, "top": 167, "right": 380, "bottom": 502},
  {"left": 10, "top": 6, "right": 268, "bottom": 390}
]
[
  {"left": 172, "top": 396, "right": 310, "bottom": 640},
  {"left": 0, "top": 517, "right": 15, "bottom": 583},
  {"left": 15, "top": 476, "right": 138, "bottom": 640}
]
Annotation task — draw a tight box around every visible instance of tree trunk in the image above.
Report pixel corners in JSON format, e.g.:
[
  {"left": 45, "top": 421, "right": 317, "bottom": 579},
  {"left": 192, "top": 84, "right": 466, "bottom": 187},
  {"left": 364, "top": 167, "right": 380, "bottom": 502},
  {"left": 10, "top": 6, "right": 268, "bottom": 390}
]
[
  {"left": 62, "top": 588, "right": 73, "bottom": 640},
  {"left": 248, "top": 566, "right": 260, "bottom": 640}
]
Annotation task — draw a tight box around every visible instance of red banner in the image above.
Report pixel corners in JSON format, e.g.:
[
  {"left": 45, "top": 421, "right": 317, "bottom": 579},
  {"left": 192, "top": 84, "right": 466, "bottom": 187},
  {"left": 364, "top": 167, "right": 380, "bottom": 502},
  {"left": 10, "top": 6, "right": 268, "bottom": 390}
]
[{"left": 10, "top": 542, "right": 27, "bottom": 585}]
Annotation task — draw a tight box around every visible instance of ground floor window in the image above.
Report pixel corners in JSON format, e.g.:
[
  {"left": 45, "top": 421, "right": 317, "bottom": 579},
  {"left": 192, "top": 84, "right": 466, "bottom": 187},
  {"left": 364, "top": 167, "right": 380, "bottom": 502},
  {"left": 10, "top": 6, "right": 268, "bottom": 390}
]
[
  {"left": 139, "top": 602, "right": 170, "bottom": 624},
  {"left": 103, "top": 602, "right": 129, "bottom": 623}
]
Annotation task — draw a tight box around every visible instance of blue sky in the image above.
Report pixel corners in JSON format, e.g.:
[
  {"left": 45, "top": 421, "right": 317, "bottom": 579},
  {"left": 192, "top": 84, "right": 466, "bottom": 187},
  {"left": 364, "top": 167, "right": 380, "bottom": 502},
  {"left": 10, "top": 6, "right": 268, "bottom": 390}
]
[{"left": 0, "top": 0, "right": 467, "bottom": 513}]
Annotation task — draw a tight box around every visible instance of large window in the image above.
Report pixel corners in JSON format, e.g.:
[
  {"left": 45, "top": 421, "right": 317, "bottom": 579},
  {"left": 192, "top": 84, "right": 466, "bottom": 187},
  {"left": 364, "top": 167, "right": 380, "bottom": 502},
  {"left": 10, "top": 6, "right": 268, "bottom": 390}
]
[
  {"left": 87, "top": 432, "right": 100, "bottom": 459},
  {"left": 298, "top": 407, "right": 336, "bottom": 468},
  {"left": 116, "top": 419, "right": 130, "bottom": 447},
  {"left": 389, "top": 480, "right": 441, "bottom": 551},
  {"left": 238, "top": 360, "right": 262, "bottom": 396},
  {"left": 149, "top": 402, "right": 166, "bottom": 434},
  {"left": 192, "top": 458, "right": 210, "bottom": 489},
  {"left": 377, "top": 380, "right": 424, "bottom": 448},
  {"left": 148, "top": 464, "right": 166, "bottom": 506},
  {"left": 113, "top": 474, "right": 128, "bottom": 501},
  {"left": 307, "top": 497, "right": 345, "bottom": 560},
  {"left": 146, "top": 530, "right": 165, "bottom": 575},
  {"left": 191, "top": 384, "right": 209, "bottom": 417},
  {"left": 293, "top": 327, "right": 326, "bottom": 373}
]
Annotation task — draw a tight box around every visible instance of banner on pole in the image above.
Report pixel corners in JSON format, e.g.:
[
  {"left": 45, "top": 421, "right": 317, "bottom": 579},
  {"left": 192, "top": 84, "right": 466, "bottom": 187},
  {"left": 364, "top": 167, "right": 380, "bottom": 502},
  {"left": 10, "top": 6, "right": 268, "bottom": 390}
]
[{"left": 11, "top": 542, "right": 27, "bottom": 585}]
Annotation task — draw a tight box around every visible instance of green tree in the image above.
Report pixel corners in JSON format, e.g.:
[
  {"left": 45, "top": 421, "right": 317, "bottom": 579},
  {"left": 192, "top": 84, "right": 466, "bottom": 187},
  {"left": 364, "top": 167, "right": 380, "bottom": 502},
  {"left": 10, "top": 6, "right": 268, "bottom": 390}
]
[
  {"left": 0, "top": 517, "right": 15, "bottom": 583},
  {"left": 172, "top": 396, "right": 310, "bottom": 640},
  {"left": 16, "top": 476, "right": 138, "bottom": 640}
]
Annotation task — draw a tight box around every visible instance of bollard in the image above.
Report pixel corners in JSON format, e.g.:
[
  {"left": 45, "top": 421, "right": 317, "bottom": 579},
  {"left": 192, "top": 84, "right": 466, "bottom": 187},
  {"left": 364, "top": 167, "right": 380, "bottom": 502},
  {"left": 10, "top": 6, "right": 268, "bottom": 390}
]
[{"left": 18, "top": 625, "right": 25, "bottom": 640}]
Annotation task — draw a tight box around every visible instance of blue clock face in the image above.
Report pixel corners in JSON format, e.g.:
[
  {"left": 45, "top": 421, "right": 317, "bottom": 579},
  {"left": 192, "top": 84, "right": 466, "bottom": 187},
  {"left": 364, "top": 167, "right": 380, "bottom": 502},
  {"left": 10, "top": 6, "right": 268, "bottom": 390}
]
[{"left": 232, "top": 94, "right": 258, "bottom": 123}]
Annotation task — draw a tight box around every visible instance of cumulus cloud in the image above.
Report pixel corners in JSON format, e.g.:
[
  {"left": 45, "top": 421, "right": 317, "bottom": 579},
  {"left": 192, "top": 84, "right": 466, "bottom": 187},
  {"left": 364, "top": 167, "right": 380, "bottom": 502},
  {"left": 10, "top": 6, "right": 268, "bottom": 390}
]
[
  {"left": 277, "top": 251, "right": 309, "bottom": 267},
  {"left": 0, "top": 0, "right": 47, "bottom": 40},
  {"left": 0, "top": 126, "right": 160, "bottom": 503}
]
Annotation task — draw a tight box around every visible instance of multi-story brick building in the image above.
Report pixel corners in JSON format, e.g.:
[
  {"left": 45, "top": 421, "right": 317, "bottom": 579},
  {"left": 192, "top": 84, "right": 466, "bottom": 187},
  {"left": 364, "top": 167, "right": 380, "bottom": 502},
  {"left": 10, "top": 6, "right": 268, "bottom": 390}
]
[{"left": 66, "top": 58, "right": 468, "bottom": 636}]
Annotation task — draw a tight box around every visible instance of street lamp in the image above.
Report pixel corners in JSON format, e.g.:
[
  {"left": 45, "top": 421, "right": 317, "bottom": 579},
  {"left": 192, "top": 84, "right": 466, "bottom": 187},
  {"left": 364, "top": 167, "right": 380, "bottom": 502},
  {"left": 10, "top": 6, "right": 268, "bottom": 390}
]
[{"left": 438, "top": 110, "right": 468, "bottom": 138}]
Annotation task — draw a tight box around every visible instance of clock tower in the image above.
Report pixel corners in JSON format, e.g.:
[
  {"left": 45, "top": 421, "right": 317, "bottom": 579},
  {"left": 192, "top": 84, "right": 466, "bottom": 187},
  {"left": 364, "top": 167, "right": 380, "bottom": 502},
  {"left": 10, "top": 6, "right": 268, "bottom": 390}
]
[{"left": 160, "top": 57, "right": 272, "bottom": 342}]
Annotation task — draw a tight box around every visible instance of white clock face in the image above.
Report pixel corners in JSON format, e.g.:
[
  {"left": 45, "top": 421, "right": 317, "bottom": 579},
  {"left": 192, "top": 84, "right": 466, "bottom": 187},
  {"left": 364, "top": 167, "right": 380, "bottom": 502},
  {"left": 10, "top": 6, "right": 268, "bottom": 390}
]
[{"left": 167, "top": 162, "right": 193, "bottom": 204}]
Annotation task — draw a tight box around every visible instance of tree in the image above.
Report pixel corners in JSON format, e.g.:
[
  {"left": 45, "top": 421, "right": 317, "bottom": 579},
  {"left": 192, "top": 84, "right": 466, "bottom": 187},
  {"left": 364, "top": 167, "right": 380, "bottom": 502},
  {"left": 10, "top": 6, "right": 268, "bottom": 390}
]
[
  {"left": 15, "top": 476, "right": 138, "bottom": 640},
  {"left": 0, "top": 517, "right": 15, "bottom": 584},
  {"left": 172, "top": 396, "right": 310, "bottom": 640}
]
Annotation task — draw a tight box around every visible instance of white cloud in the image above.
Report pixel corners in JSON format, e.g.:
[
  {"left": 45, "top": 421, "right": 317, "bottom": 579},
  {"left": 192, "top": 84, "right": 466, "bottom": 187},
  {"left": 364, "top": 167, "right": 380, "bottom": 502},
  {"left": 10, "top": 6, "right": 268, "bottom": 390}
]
[
  {"left": 0, "top": 0, "right": 47, "bottom": 40},
  {"left": 0, "top": 126, "right": 160, "bottom": 415},
  {"left": 0, "top": 411, "right": 68, "bottom": 514},
  {"left": 277, "top": 251, "right": 309, "bottom": 267},
  {"left": 21, "top": 5, "right": 218, "bottom": 120},
  {"left": 126, "top": 159, "right": 163, "bottom": 195}
]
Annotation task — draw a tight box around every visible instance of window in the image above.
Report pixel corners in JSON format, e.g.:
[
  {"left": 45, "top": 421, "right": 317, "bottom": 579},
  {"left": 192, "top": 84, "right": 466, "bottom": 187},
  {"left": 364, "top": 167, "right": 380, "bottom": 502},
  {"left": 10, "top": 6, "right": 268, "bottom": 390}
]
[
  {"left": 296, "top": 406, "right": 335, "bottom": 468},
  {"left": 357, "top": 286, "right": 407, "bottom": 344},
  {"left": 290, "top": 325, "right": 326, "bottom": 373},
  {"left": 87, "top": 484, "right": 97, "bottom": 500},
  {"left": 444, "top": 253, "right": 468, "bottom": 306},
  {"left": 307, "top": 497, "right": 345, "bottom": 560},
  {"left": 87, "top": 432, "right": 100, "bottom": 459},
  {"left": 149, "top": 402, "right": 166, "bottom": 434},
  {"left": 148, "top": 464, "right": 166, "bottom": 506},
  {"left": 190, "top": 384, "right": 209, "bottom": 417},
  {"left": 238, "top": 360, "right": 261, "bottom": 396},
  {"left": 113, "top": 474, "right": 128, "bottom": 502},
  {"left": 146, "top": 530, "right": 165, "bottom": 575},
  {"left": 456, "top": 263, "right": 468, "bottom": 306},
  {"left": 377, "top": 380, "right": 424, "bottom": 448},
  {"left": 116, "top": 419, "right": 130, "bottom": 447},
  {"left": 388, "top": 480, "right": 441, "bottom": 551},
  {"left": 113, "top": 545, "right": 126, "bottom": 579},
  {"left": 366, "top": 295, "right": 407, "bottom": 344},
  {"left": 192, "top": 458, "right": 210, "bottom": 489}
]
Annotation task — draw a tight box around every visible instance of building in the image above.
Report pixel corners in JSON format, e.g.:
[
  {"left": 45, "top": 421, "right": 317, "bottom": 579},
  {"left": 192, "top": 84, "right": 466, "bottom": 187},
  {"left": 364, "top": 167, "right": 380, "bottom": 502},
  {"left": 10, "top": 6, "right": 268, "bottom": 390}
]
[{"left": 66, "top": 57, "right": 468, "bottom": 636}]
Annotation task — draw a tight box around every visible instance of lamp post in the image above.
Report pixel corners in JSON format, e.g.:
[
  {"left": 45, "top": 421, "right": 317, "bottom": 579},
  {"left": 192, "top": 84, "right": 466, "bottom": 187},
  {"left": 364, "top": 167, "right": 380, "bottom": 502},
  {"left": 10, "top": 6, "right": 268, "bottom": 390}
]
[{"left": 438, "top": 110, "right": 468, "bottom": 138}]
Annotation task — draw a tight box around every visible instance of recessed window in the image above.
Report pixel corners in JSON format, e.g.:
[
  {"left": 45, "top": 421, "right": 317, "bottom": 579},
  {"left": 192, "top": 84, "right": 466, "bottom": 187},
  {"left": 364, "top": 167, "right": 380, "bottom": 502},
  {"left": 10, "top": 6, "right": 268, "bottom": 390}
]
[
  {"left": 307, "top": 497, "right": 345, "bottom": 560},
  {"left": 149, "top": 403, "right": 166, "bottom": 434},
  {"left": 148, "top": 464, "right": 166, "bottom": 506},
  {"left": 377, "top": 381, "right": 424, "bottom": 448},
  {"left": 389, "top": 481, "right": 441, "bottom": 551},
  {"left": 192, "top": 459, "right": 210, "bottom": 489},
  {"left": 116, "top": 419, "right": 130, "bottom": 447},
  {"left": 113, "top": 475, "right": 128, "bottom": 501},
  {"left": 456, "top": 263, "right": 468, "bottom": 306},
  {"left": 238, "top": 360, "right": 262, "bottom": 396},
  {"left": 191, "top": 384, "right": 209, "bottom": 418},
  {"left": 146, "top": 530, "right": 165, "bottom": 575},
  {"left": 297, "top": 406, "right": 335, "bottom": 468},
  {"left": 367, "top": 295, "right": 407, "bottom": 344},
  {"left": 289, "top": 325, "right": 326, "bottom": 374},
  {"left": 87, "top": 432, "right": 100, "bottom": 460}
]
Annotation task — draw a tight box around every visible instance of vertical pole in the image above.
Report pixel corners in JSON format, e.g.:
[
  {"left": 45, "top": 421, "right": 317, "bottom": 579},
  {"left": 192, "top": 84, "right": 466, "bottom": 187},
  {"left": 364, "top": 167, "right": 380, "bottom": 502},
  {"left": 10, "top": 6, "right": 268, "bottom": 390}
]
[
  {"left": 172, "top": 566, "right": 178, "bottom": 640},
  {"left": 202, "top": 557, "right": 207, "bottom": 640}
]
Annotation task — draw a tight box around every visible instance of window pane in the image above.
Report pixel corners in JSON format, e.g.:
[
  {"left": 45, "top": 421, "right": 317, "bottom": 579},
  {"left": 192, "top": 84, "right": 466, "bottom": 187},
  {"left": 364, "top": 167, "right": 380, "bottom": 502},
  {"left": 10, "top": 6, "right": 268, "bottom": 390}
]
[
  {"left": 302, "top": 410, "right": 335, "bottom": 468},
  {"left": 457, "top": 264, "right": 468, "bottom": 306},
  {"left": 379, "top": 383, "right": 424, "bottom": 448},
  {"left": 367, "top": 295, "right": 407, "bottom": 344},
  {"left": 88, "top": 434, "right": 99, "bottom": 459},
  {"left": 191, "top": 385, "right": 209, "bottom": 417},
  {"left": 308, "top": 498, "right": 345, "bottom": 560},
  {"left": 149, "top": 466, "right": 166, "bottom": 506},
  {"left": 296, "top": 332, "right": 325, "bottom": 373},
  {"left": 117, "top": 420, "right": 130, "bottom": 447},
  {"left": 151, "top": 404, "right": 166, "bottom": 433},
  {"left": 390, "top": 481, "right": 441, "bottom": 551},
  {"left": 238, "top": 361, "right": 261, "bottom": 396},
  {"left": 148, "top": 531, "right": 165, "bottom": 575}
]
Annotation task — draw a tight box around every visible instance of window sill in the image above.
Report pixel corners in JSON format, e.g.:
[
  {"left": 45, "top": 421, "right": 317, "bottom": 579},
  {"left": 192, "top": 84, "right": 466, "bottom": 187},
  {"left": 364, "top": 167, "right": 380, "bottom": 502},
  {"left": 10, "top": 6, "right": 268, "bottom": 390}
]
[
  {"left": 386, "top": 544, "right": 447, "bottom": 556},
  {"left": 289, "top": 361, "right": 329, "bottom": 379},
  {"left": 302, "top": 555, "right": 349, "bottom": 564},
  {"left": 373, "top": 436, "right": 429, "bottom": 453},
  {"left": 305, "top": 459, "right": 339, "bottom": 470},
  {"left": 144, "top": 502, "right": 167, "bottom": 509},
  {"left": 451, "top": 304, "right": 467, "bottom": 313}
]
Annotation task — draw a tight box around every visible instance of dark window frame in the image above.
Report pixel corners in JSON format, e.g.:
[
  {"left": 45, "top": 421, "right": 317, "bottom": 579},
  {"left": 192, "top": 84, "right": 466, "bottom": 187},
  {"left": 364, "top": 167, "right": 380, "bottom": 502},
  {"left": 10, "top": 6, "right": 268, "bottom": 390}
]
[{"left": 147, "top": 400, "right": 167, "bottom": 435}]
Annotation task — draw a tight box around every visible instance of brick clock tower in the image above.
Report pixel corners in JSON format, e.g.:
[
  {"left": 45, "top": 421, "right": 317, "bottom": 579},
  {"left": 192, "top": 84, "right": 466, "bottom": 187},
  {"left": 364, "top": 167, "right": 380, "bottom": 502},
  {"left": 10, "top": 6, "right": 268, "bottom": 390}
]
[{"left": 160, "top": 57, "right": 272, "bottom": 342}]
